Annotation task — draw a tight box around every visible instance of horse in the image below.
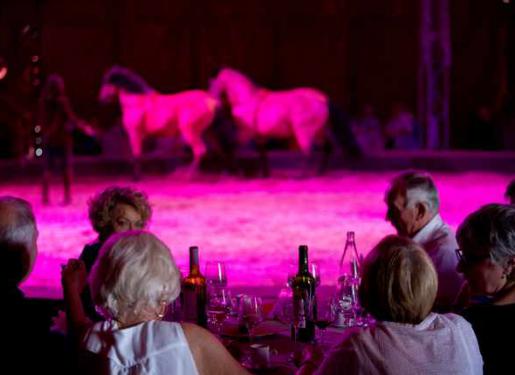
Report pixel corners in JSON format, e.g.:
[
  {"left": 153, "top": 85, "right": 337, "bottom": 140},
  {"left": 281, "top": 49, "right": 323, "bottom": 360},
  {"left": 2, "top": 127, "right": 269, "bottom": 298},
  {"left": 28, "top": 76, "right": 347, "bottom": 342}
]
[
  {"left": 99, "top": 66, "right": 218, "bottom": 178},
  {"left": 208, "top": 67, "right": 335, "bottom": 176}
]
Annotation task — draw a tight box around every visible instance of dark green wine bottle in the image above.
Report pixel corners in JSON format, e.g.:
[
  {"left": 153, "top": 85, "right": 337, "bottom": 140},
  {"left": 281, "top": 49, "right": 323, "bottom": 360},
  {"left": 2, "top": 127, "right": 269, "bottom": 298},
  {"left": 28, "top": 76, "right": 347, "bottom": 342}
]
[{"left": 291, "top": 245, "right": 317, "bottom": 342}]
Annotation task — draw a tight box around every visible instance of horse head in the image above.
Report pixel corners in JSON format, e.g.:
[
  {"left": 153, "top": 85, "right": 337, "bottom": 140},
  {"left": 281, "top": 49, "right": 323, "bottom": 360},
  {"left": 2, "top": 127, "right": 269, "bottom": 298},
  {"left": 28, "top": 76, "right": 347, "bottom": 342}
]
[
  {"left": 99, "top": 65, "right": 153, "bottom": 103},
  {"left": 208, "top": 67, "right": 257, "bottom": 107}
]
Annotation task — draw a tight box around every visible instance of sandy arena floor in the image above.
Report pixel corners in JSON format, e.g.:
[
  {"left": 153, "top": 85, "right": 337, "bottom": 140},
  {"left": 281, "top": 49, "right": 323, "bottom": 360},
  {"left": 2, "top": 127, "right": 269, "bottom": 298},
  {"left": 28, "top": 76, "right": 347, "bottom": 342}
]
[{"left": 1, "top": 170, "right": 511, "bottom": 299}]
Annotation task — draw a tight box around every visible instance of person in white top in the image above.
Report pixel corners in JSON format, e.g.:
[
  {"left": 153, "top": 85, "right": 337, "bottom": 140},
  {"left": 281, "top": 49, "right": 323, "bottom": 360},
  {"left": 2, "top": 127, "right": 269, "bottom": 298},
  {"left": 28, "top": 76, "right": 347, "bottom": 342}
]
[
  {"left": 384, "top": 170, "right": 464, "bottom": 311},
  {"left": 297, "top": 235, "right": 483, "bottom": 375},
  {"left": 62, "top": 231, "right": 248, "bottom": 375}
]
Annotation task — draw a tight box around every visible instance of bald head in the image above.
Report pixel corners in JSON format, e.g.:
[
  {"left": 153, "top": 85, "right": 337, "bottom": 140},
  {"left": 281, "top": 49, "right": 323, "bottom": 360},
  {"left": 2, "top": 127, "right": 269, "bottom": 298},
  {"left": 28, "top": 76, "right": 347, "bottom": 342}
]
[{"left": 0, "top": 197, "right": 38, "bottom": 285}]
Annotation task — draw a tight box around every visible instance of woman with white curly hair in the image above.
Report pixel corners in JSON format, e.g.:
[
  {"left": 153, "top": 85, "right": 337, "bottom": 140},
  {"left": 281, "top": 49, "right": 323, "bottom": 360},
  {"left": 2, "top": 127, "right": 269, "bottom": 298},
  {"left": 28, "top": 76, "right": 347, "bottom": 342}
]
[{"left": 62, "top": 231, "right": 247, "bottom": 375}]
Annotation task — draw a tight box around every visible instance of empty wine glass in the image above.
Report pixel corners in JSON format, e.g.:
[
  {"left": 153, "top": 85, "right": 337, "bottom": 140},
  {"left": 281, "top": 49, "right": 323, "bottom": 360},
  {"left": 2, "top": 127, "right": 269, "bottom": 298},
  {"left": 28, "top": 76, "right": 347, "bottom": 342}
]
[
  {"left": 205, "top": 261, "right": 227, "bottom": 289},
  {"left": 238, "top": 295, "right": 263, "bottom": 341},
  {"left": 310, "top": 263, "right": 321, "bottom": 287}
]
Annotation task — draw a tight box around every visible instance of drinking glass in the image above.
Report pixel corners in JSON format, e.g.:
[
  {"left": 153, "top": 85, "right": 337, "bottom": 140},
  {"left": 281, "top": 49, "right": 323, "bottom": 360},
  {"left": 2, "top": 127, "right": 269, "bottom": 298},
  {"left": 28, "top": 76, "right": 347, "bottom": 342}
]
[
  {"left": 205, "top": 261, "right": 227, "bottom": 288},
  {"left": 239, "top": 295, "right": 263, "bottom": 340},
  {"left": 314, "top": 301, "right": 335, "bottom": 345},
  {"left": 207, "top": 288, "right": 231, "bottom": 336},
  {"left": 310, "top": 263, "right": 321, "bottom": 287}
]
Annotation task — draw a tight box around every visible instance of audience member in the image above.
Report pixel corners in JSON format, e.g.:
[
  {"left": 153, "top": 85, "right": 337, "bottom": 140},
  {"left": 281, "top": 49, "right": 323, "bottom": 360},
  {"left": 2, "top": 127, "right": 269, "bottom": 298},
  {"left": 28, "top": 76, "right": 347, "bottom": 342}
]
[
  {"left": 350, "top": 103, "right": 384, "bottom": 154},
  {"left": 62, "top": 231, "right": 248, "bottom": 375},
  {"left": 74, "top": 186, "right": 152, "bottom": 321},
  {"left": 298, "top": 235, "right": 482, "bottom": 375},
  {"left": 505, "top": 179, "right": 515, "bottom": 204},
  {"left": 385, "top": 171, "right": 464, "bottom": 311},
  {"left": 384, "top": 102, "right": 421, "bottom": 150},
  {"left": 0, "top": 196, "right": 65, "bottom": 373},
  {"left": 79, "top": 186, "right": 152, "bottom": 273},
  {"left": 457, "top": 204, "right": 515, "bottom": 374}
]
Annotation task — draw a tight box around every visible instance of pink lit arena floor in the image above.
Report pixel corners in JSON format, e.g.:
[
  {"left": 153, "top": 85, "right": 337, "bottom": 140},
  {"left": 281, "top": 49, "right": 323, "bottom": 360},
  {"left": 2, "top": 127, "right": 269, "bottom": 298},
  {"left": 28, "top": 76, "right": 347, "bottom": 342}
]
[{"left": 2, "top": 170, "right": 512, "bottom": 299}]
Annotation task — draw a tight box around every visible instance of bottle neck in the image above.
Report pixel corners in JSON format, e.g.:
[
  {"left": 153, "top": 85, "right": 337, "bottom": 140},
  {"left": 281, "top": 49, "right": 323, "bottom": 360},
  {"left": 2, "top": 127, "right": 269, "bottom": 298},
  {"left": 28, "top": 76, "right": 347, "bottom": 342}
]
[
  {"left": 298, "top": 245, "right": 309, "bottom": 274},
  {"left": 189, "top": 247, "right": 200, "bottom": 275}
]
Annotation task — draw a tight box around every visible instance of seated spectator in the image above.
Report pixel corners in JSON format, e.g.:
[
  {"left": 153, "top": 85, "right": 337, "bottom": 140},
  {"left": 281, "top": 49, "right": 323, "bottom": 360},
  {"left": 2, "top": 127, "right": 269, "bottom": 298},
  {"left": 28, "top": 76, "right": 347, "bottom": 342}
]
[
  {"left": 384, "top": 102, "right": 422, "bottom": 150},
  {"left": 350, "top": 103, "right": 384, "bottom": 154},
  {"left": 505, "top": 179, "right": 515, "bottom": 204},
  {"left": 71, "top": 186, "right": 152, "bottom": 322},
  {"left": 80, "top": 186, "right": 152, "bottom": 273},
  {"left": 0, "top": 196, "right": 66, "bottom": 373},
  {"left": 298, "top": 235, "right": 482, "bottom": 375},
  {"left": 385, "top": 171, "right": 464, "bottom": 311},
  {"left": 457, "top": 204, "right": 515, "bottom": 374},
  {"left": 62, "top": 231, "right": 248, "bottom": 375}
]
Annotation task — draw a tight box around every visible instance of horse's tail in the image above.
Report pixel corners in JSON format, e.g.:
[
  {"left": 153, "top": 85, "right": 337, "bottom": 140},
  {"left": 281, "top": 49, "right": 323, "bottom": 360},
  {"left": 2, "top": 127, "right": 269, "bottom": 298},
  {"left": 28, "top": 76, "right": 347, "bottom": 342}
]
[{"left": 327, "top": 99, "right": 362, "bottom": 158}]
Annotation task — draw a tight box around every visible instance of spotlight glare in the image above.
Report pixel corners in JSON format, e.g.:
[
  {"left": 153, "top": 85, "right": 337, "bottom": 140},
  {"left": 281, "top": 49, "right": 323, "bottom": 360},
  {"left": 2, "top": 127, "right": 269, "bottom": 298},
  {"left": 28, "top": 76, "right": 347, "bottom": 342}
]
[{"left": 35, "top": 148, "right": 43, "bottom": 157}]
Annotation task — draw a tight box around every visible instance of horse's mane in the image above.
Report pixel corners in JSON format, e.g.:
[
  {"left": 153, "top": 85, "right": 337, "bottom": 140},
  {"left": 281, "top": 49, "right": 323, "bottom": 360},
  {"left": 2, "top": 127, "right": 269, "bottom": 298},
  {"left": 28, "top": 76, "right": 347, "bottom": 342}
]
[{"left": 102, "top": 65, "right": 154, "bottom": 94}]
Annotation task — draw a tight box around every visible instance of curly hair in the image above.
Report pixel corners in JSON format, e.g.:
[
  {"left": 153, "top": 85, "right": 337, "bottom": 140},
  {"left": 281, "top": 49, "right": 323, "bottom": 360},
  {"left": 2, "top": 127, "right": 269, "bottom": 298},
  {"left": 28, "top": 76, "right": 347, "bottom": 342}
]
[{"left": 88, "top": 186, "right": 152, "bottom": 241}]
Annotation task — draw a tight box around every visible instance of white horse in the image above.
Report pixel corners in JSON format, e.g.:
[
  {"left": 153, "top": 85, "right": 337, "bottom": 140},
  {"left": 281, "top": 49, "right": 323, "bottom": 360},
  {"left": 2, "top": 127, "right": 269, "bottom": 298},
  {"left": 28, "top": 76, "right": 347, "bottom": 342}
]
[
  {"left": 209, "top": 67, "right": 330, "bottom": 175},
  {"left": 99, "top": 66, "right": 217, "bottom": 178}
]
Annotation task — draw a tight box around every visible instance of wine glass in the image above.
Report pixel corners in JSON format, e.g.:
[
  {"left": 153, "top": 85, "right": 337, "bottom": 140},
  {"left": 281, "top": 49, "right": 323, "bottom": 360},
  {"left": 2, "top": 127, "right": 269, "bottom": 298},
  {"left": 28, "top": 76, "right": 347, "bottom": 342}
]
[
  {"left": 205, "top": 261, "right": 227, "bottom": 289},
  {"left": 310, "top": 263, "right": 321, "bottom": 287},
  {"left": 314, "top": 301, "right": 335, "bottom": 346},
  {"left": 238, "top": 295, "right": 263, "bottom": 341},
  {"left": 207, "top": 288, "right": 231, "bottom": 336}
]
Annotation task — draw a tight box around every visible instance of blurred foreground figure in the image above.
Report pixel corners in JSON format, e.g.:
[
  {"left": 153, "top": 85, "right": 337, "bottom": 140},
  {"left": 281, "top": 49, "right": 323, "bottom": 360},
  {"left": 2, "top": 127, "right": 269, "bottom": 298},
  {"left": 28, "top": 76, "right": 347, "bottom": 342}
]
[
  {"left": 0, "top": 196, "right": 66, "bottom": 373},
  {"left": 298, "top": 235, "right": 482, "bottom": 375},
  {"left": 457, "top": 204, "right": 515, "bottom": 374},
  {"left": 62, "top": 231, "right": 249, "bottom": 375}
]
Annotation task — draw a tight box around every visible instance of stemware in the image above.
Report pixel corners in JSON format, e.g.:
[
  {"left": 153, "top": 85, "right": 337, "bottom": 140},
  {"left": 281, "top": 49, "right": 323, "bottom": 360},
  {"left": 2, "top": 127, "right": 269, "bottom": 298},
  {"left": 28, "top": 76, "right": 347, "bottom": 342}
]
[
  {"left": 238, "top": 295, "right": 263, "bottom": 340},
  {"left": 310, "top": 263, "right": 321, "bottom": 287},
  {"left": 207, "top": 288, "right": 231, "bottom": 336},
  {"left": 205, "top": 261, "right": 227, "bottom": 289}
]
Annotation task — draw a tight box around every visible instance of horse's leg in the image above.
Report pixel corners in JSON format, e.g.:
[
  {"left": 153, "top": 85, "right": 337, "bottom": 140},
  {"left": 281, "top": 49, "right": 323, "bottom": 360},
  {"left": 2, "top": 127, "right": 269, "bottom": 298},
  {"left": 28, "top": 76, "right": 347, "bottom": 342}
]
[
  {"left": 178, "top": 114, "right": 209, "bottom": 177},
  {"left": 125, "top": 119, "right": 144, "bottom": 181}
]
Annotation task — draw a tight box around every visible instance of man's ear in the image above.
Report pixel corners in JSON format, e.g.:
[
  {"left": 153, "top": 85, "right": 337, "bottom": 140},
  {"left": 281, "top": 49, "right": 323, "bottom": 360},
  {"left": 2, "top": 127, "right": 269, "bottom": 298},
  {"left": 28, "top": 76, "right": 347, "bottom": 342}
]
[
  {"left": 415, "top": 202, "right": 429, "bottom": 220},
  {"left": 504, "top": 256, "right": 515, "bottom": 276}
]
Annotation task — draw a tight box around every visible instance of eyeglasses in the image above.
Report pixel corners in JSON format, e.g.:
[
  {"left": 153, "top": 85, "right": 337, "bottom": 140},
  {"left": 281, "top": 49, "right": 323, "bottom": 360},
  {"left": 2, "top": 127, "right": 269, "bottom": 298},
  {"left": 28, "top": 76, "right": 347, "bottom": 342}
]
[{"left": 455, "top": 248, "right": 489, "bottom": 265}]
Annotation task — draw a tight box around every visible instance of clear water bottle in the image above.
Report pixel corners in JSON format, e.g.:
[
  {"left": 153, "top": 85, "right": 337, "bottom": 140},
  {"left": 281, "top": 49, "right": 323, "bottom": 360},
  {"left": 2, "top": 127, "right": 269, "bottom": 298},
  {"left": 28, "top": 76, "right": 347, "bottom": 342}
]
[{"left": 334, "top": 232, "right": 361, "bottom": 328}]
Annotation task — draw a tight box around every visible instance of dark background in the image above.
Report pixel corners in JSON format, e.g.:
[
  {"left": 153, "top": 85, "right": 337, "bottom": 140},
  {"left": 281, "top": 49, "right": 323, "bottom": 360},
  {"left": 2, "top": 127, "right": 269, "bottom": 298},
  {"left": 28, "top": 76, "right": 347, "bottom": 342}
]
[{"left": 0, "top": 0, "right": 513, "bottom": 151}]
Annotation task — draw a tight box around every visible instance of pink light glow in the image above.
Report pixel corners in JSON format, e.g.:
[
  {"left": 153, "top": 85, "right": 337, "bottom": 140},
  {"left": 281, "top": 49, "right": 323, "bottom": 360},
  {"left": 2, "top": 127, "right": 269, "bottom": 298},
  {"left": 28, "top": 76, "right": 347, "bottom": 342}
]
[{"left": 1, "top": 171, "right": 510, "bottom": 299}]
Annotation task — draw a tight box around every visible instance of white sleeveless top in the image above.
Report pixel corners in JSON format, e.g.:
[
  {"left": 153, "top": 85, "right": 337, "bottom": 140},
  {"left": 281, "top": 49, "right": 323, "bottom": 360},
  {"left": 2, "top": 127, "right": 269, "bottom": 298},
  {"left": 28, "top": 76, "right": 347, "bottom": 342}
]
[{"left": 82, "top": 320, "right": 200, "bottom": 375}]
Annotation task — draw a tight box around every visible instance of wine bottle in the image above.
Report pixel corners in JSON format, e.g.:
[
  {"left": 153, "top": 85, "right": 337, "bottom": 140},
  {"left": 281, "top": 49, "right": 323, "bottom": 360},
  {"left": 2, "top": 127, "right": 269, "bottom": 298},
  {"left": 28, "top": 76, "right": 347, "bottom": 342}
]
[
  {"left": 181, "top": 246, "right": 207, "bottom": 327},
  {"left": 291, "top": 245, "right": 317, "bottom": 342}
]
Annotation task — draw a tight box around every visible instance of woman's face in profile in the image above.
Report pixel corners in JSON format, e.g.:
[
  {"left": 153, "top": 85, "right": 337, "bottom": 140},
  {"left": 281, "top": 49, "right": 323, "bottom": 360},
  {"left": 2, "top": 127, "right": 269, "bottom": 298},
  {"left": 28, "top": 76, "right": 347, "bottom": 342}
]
[{"left": 111, "top": 203, "right": 144, "bottom": 233}]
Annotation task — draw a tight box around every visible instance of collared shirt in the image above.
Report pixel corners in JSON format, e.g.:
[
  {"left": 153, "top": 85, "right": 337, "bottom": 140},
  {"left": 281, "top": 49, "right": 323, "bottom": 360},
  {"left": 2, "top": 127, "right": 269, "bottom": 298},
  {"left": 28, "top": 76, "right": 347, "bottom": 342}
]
[
  {"left": 82, "top": 320, "right": 199, "bottom": 375},
  {"left": 317, "top": 313, "right": 483, "bottom": 375},
  {"left": 412, "top": 213, "right": 464, "bottom": 312}
]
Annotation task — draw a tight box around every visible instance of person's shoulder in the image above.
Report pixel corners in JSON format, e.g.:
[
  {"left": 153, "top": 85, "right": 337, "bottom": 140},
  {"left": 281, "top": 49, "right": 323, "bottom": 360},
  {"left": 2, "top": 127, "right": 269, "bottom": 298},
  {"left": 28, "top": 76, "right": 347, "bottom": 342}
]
[{"left": 180, "top": 322, "right": 214, "bottom": 344}]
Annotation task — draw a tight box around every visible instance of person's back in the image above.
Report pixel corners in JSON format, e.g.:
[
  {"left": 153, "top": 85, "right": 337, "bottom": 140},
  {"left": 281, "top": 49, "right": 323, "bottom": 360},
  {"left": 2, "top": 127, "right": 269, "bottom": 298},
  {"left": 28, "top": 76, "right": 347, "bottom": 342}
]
[
  {"left": 319, "top": 313, "right": 482, "bottom": 375},
  {"left": 82, "top": 320, "right": 199, "bottom": 375}
]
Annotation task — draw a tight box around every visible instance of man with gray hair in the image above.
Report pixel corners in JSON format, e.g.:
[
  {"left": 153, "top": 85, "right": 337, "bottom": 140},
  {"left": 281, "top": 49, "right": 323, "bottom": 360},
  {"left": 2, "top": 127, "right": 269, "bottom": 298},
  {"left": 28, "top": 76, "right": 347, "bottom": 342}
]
[
  {"left": 0, "top": 196, "right": 64, "bottom": 373},
  {"left": 385, "top": 171, "right": 464, "bottom": 312}
]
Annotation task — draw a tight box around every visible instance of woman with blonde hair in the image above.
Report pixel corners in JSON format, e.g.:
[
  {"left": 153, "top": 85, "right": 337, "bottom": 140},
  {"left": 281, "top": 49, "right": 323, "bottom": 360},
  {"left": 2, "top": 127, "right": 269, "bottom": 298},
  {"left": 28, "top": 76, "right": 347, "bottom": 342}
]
[
  {"left": 298, "top": 235, "right": 482, "bottom": 375},
  {"left": 63, "top": 231, "right": 248, "bottom": 375}
]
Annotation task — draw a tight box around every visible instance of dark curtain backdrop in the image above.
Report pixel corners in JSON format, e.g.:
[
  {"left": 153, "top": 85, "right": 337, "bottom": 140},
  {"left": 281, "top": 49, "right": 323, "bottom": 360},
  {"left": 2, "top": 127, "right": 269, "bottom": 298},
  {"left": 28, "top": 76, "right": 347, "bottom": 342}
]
[{"left": 0, "top": 0, "right": 512, "bottom": 148}]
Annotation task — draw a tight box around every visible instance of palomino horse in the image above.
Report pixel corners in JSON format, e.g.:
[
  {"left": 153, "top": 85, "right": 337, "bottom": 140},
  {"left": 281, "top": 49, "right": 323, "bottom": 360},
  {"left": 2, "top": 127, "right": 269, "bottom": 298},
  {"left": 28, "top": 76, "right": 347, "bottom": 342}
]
[
  {"left": 209, "top": 67, "right": 331, "bottom": 176},
  {"left": 99, "top": 66, "right": 217, "bottom": 178}
]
